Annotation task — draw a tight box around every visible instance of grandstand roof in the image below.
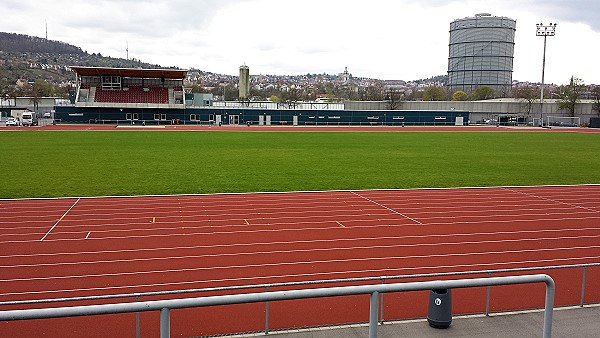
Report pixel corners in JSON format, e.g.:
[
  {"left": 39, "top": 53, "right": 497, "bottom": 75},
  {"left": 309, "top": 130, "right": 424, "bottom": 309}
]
[{"left": 70, "top": 66, "right": 187, "bottom": 79}]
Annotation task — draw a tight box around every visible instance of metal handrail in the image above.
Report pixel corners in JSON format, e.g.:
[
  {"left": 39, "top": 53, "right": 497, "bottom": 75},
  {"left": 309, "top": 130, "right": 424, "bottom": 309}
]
[{"left": 0, "top": 274, "right": 556, "bottom": 338}]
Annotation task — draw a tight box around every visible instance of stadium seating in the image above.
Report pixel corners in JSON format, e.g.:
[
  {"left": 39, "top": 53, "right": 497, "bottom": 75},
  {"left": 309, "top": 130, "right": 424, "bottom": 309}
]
[{"left": 94, "top": 85, "right": 169, "bottom": 104}]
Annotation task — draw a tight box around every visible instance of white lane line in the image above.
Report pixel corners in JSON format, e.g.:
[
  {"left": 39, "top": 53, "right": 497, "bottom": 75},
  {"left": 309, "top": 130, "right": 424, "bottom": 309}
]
[
  {"left": 2, "top": 226, "right": 600, "bottom": 260},
  {"left": 2, "top": 251, "right": 598, "bottom": 284},
  {"left": 505, "top": 187, "right": 600, "bottom": 213},
  {"left": 3, "top": 226, "right": 600, "bottom": 261},
  {"left": 85, "top": 232, "right": 91, "bottom": 240},
  {"left": 4, "top": 215, "right": 598, "bottom": 245},
  {"left": 351, "top": 191, "right": 422, "bottom": 224},
  {"left": 1, "top": 254, "right": 597, "bottom": 298},
  {"left": 40, "top": 198, "right": 80, "bottom": 241},
  {"left": 3, "top": 238, "right": 599, "bottom": 269}
]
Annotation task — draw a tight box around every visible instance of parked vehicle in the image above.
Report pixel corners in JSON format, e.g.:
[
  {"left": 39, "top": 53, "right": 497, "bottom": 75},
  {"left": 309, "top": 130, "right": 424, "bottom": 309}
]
[
  {"left": 21, "top": 112, "right": 38, "bottom": 126},
  {"left": 5, "top": 117, "right": 19, "bottom": 126},
  {"left": 43, "top": 112, "right": 52, "bottom": 119}
]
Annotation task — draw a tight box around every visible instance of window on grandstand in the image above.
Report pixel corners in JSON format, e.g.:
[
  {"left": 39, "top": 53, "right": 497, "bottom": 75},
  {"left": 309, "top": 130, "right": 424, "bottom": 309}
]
[
  {"left": 82, "top": 77, "right": 101, "bottom": 87},
  {"left": 154, "top": 114, "right": 160, "bottom": 121},
  {"left": 102, "top": 76, "right": 121, "bottom": 90},
  {"left": 435, "top": 116, "right": 447, "bottom": 120},
  {"left": 190, "top": 114, "right": 199, "bottom": 121}
]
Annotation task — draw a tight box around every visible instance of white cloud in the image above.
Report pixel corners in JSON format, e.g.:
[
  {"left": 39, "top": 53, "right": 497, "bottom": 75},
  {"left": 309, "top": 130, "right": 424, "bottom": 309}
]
[{"left": 0, "top": 0, "right": 598, "bottom": 84}]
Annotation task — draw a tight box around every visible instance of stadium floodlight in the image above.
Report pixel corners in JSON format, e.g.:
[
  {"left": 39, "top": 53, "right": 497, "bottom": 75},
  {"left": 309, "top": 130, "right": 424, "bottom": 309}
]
[{"left": 536, "top": 23, "right": 557, "bottom": 126}]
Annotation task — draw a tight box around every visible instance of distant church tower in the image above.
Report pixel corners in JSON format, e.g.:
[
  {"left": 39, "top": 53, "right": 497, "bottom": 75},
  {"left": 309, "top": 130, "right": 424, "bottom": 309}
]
[{"left": 239, "top": 64, "right": 250, "bottom": 100}]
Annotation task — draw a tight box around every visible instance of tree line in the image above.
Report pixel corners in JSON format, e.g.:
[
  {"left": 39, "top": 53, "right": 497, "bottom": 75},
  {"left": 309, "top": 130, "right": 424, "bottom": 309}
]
[{"left": 0, "top": 32, "right": 86, "bottom": 54}]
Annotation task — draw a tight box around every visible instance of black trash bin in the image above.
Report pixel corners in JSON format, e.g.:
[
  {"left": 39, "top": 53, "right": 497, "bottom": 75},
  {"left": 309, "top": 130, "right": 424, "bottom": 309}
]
[{"left": 427, "top": 288, "right": 452, "bottom": 328}]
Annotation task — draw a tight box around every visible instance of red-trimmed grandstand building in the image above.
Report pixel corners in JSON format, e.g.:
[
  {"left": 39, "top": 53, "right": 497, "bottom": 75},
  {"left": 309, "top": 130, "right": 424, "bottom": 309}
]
[
  {"left": 73, "top": 66, "right": 186, "bottom": 107},
  {"left": 55, "top": 66, "right": 191, "bottom": 123},
  {"left": 55, "top": 66, "right": 469, "bottom": 126}
]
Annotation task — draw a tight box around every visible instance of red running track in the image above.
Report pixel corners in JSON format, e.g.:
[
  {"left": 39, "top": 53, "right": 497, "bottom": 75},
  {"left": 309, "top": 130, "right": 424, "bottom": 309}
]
[{"left": 1, "top": 185, "right": 600, "bottom": 337}]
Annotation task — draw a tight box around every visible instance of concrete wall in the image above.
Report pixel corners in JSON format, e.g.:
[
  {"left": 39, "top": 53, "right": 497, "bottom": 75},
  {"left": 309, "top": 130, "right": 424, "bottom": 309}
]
[{"left": 345, "top": 100, "right": 597, "bottom": 124}]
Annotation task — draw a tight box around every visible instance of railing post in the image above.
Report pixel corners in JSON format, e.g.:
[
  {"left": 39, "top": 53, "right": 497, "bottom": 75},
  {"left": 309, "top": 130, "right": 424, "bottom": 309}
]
[
  {"left": 369, "top": 291, "right": 379, "bottom": 338},
  {"left": 543, "top": 277, "right": 555, "bottom": 338},
  {"left": 265, "top": 286, "right": 269, "bottom": 335},
  {"left": 485, "top": 272, "right": 491, "bottom": 316},
  {"left": 580, "top": 266, "right": 587, "bottom": 307},
  {"left": 379, "top": 278, "right": 385, "bottom": 324},
  {"left": 160, "top": 308, "right": 170, "bottom": 338},
  {"left": 135, "top": 295, "right": 140, "bottom": 338}
]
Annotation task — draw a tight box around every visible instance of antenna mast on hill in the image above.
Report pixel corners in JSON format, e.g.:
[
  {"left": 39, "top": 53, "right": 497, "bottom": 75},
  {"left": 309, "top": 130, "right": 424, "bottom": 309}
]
[
  {"left": 126, "top": 41, "right": 129, "bottom": 60},
  {"left": 45, "top": 20, "right": 48, "bottom": 39}
]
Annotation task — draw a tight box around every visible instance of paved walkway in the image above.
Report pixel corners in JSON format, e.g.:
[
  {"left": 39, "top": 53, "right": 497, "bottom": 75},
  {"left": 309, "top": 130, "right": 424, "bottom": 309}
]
[{"left": 237, "top": 305, "right": 600, "bottom": 338}]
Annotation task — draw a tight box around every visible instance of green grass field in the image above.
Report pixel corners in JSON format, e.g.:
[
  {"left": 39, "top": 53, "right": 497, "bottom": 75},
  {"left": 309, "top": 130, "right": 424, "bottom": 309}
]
[{"left": 1, "top": 130, "right": 600, "bottom": 198}]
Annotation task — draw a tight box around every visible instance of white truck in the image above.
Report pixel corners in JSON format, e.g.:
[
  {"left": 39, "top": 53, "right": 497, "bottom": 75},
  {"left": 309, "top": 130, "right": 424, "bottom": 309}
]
[{"left": 21, "top": 112, "right": 37, "bottom": 126}]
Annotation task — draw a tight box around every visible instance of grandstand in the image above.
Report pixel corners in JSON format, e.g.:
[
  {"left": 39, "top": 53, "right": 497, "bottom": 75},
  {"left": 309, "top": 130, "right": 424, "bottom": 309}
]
[
  {"left": 71, "top": 66, "right": 186, "bottom": 108},
  {"left": 56, "top": 66, "right": 471, "bottom": 126}
]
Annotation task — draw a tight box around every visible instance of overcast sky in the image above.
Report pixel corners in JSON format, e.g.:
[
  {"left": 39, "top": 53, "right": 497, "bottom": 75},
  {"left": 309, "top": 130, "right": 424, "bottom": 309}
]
[{"left": 2, "top": 0, "right": 599, "bottom": 84}]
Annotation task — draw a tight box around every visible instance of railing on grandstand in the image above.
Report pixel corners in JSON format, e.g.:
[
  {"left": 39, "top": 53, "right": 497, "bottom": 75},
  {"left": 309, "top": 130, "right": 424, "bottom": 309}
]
[{"left": 0, "top": 263, "right": 596, "bottom": 338}]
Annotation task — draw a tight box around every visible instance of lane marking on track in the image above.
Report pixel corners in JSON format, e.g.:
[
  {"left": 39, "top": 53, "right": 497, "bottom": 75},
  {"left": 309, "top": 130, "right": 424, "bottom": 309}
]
[
  {"left": 5, "top": 238, "right": 600, "bottom": 270},
  {"left": 244, "top": 219, "right": 250, "bottom": 225},
  {"left": 177, "top": 197, "right": 184, "bottom": 223},
  {"left": 152, "top": 217, "right": 156, "bottom": 223},
  {"left": 336, "top": 221, "right": 345, "bottom": 228},
  {"left": 2, "top": 251, "right": 598, "bottom": 285},
  {"left": 3, "top": 229, "right": 599, "bottom": 261},
  {"left": 40, "top": 198, "right": 80, "bottom": 241},
  {"left": 351, "top": 191, "right": 422, "bottom": 224},
  {"left": 6, "top": 215, "right": 598, "bottom": 246},
  {"left": 505, "top": 187, "right": 600, "bottom": 213},
  {"left": 2, "top": 254, "right": 597, "bottom": 299},
  {"left": 85, "top": 232, "right": 91, "bottom": 240}
]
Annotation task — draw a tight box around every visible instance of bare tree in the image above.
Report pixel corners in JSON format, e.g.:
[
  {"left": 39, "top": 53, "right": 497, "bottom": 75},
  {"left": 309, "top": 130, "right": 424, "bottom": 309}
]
[
  {"left": 556, "top": 76, "right": 585, "bottom": 117},
  {"left": 513, "top": 86, "right": 538, "bottom": 115},
  {"left": 27, "top": 80, "right": 52, "bottom": 112},
  {"left": 384, "top": 88, "right": 405, "bottom": 110},
  {"left": 361, "top": 82, "right": 385, "bottom": 101},
  {"left": 279, "top": 87, "right": 301, "bottom": 109}
]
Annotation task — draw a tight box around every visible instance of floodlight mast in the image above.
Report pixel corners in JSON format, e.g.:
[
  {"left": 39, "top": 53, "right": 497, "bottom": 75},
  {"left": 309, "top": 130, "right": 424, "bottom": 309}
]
[{"left": 536, "top": 23, "right": 556, "bottom": 126}]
